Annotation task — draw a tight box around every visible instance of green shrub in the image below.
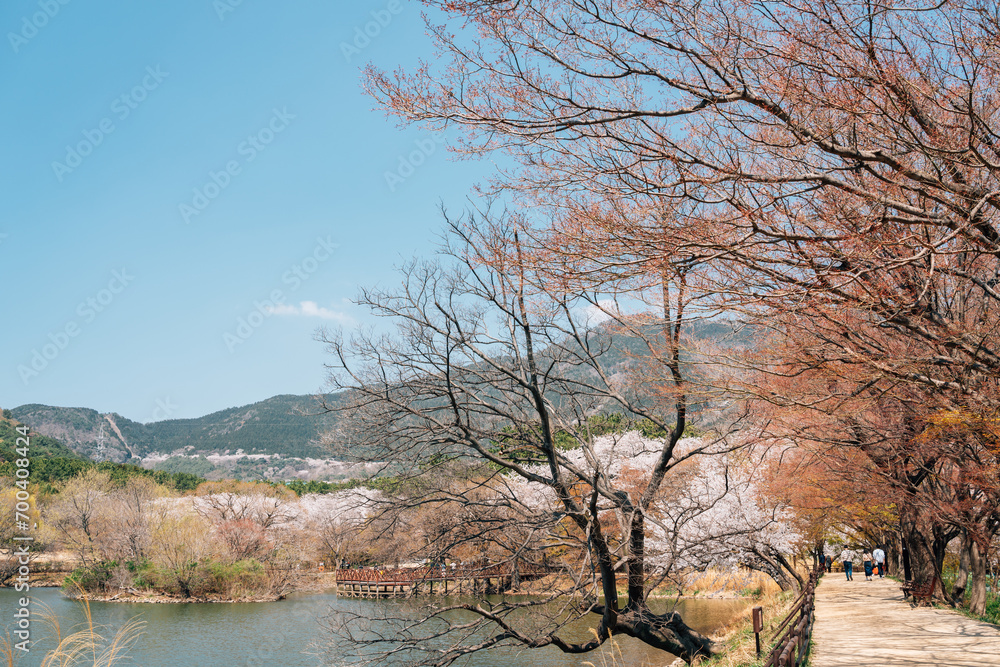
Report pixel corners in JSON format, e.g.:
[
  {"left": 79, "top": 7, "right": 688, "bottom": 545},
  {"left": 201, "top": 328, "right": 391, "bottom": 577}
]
[
  {"left": 125, "top": 559, "right": 156, "bottom": 589},
  {"left": 64, "top": 561, "right": 119, "bottom": 595},
  {"left": 66, "top": 557, "right": 282, "bottom": 600}
]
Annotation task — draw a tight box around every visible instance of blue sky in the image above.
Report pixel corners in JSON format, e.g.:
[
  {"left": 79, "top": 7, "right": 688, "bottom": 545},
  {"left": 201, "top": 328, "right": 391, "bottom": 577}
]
[{"left": 1, "top": 0, "right": 494, "bottom": 421}]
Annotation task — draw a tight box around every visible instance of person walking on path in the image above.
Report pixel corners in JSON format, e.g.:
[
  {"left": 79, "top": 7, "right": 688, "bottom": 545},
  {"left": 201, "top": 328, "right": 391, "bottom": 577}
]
[
  {"left": 826, "top": 554, "right": 833, "bottom": 573},
  {"left": 863, "top": 551, "right": 874, "bottom": 581},
  {"left": 841, "top": 547, "right": 854, "bottom": 581},
  {"left": 873, "top": 546, "right": 886, "bottom": 577}
]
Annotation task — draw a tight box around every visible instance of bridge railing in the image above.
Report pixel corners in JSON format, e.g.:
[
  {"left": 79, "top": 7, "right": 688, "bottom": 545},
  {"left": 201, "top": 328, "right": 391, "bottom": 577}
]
[
  {"left": 764, "top": 565, "right": 822, "bottom": 667},
  {"left": 334, "top": 564, "right": 550, "bottom": 584}
]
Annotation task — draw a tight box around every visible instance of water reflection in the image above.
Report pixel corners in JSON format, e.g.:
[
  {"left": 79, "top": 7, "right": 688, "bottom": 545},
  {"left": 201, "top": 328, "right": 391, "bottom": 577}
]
[{"left": 0, "top": 588, "right": 746, "bottom": 667}]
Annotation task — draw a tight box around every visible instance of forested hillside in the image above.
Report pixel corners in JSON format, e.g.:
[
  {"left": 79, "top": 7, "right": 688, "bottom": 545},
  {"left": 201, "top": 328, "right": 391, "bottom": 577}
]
[
  {"left": 11, "top": 394, "right": 343, "bottom": 462},
  {"left": 0, "top": 412, "right": 202, "bottom": 491},
  {"left": 0, "top": 410, "right": 81, "bottom": 461}
]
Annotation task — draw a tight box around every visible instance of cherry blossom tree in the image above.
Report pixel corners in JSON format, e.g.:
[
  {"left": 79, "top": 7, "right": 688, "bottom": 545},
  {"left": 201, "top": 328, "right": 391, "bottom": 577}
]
[{"left": 645, "top": 449, "right": 805, "bottom": 592}]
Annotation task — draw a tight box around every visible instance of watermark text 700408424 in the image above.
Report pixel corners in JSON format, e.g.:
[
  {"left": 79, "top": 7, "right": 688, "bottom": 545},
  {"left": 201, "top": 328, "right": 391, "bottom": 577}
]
[{"left": 10, "top": 424, "right": 35, "bottom": 653}]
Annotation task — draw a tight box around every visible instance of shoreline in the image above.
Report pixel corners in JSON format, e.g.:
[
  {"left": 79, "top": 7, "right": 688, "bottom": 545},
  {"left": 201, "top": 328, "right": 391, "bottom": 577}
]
[
  {"left": 5, "top": 570, "right": 341, "bottom": 603},
  {"left": 65, "top": 591, "right": 289, "bottom": 604},
  {"left": 6, "top": 570, "right": 763, "bottom": 604}
]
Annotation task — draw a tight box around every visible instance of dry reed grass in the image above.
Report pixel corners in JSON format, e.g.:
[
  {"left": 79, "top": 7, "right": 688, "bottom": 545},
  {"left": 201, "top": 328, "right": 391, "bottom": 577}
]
[
  {"left": 649, "top": 569, "right": 783, "bottom": 599},
  {"left": 1, "top": 585, "right": 144, "bottom": 667}
]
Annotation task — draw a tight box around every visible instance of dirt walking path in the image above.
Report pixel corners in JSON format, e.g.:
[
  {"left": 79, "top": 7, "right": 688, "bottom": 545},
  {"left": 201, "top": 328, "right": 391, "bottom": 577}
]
[{"left": 811, "top": 573, "right": 1000, "bottom": 666}]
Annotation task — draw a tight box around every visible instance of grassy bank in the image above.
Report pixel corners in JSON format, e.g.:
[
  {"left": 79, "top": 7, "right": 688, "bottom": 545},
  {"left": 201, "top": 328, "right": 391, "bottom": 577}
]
[
  {"left": 577, "top": 578, "right": 797, "bottom": 667},
  {"left": 696, "top": 589, "right": 797, "bottom": 667},
  {"left": 939, "top": 565, "right": 1000, "bottom": 625}
]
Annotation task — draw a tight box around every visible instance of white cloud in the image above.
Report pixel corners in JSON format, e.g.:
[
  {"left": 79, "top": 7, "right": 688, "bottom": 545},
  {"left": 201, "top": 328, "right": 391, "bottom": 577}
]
[{"left": 266, "top": 300, "right": 353, "bottom": 323}]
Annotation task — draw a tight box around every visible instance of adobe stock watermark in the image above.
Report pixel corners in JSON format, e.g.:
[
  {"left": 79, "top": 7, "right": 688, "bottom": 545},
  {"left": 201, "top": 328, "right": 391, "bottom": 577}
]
[
  {"left": 17, "top": 268, "right": 135, "bottom": 385},
  {"left": 245, "top": 606, "right": 317, "bottom": 667},
  {"left": 212, "top": 0, "right": 246, "bottom": 21},
  {"left": 341, "top": 0, "right": 403, "bottom": 62},
  {"left": 179, "top": 107, "right": 295, "bottom": 224},
  {"left": 384, "top": 136, "right": 441, "bottom": 192},
  {"left": 51, "top": 66, "right": 169, "bottom": 183},
  {"left": 10, "top": 424, "right": 34, "bottom": 655},
  {"left": 223, "top": 236, "right": 338, "bottom": 352},
  {"left": 149, "top": 396, "right": 179, "bottom": 422},
  {"left": 8, "top": 0, "right": 71, "bottom": 54}
]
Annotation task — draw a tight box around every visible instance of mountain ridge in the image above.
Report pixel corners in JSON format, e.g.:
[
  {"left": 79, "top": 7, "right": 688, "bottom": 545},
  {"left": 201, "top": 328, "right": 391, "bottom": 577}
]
[
  {"left": 10, "top": 393, "right": 343, "bottom": 465},
  {"left": 8, "top": 319, "right": 748, "bottom": 480}
]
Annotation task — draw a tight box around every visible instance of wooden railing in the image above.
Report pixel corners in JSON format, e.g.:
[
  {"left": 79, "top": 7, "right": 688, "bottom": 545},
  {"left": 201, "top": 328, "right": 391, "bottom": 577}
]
[
  {"left": 334, "top": 563, "right": 550, "bottom": 584},
  {"left": 764, "top": 565, "right": 822, "bottom": 667}
]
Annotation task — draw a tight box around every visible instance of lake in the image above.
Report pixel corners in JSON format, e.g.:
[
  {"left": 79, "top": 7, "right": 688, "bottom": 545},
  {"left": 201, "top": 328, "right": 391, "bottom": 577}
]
[{"left": 1, "top": 587, "right": 747, "bottom": 666}]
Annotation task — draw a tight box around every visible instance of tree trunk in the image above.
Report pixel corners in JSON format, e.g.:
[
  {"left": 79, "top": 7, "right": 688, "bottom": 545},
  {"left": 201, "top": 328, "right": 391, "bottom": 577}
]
[
  {"left": 899, "top": 503, "right": 946, "bottom": 601},
  {"left": 742, "top": 547, "right": 802, "bottom": 593},
  {"left": 884, "top": 533, "right": 898, "bottom": 577},
  {"left": 614, "top": 607, "right": 717, "bottom": 664},
  {"left": 627, "top": 511, "right": 646, "bottom": 608},
  {"left": 968, "top": 538, "right": 988, "bottom": 616},
  {"left": 814, "top": 539, "right": 826, "bottom": 571},
  {"left": 952, "top": 532, "right": 971, "bottom": 604}
]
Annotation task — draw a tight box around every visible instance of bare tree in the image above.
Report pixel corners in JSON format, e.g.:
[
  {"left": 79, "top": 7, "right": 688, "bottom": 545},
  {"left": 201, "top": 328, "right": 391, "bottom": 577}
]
[
  {"left": 320, "top": 217, "right": 747, "bottom": 665},
  {"left": 299, "top": 487, "right": 383, "bottom": 569},
  {"left": 192, "top": 480, "right": 301, "bottom": 580},
  {"left": 148, "top": 513, "right": 217, "bottom": 598},
  {"left": 44, "top": 469, "right": 115, "bottom": 566},
  {"left": 105, "top": 476, "right": 162, "bottom": 563},
  {"left": 215, "top": 519, "right": 272, "bottom": 562},
  {"left": 193, "top": 480, "right": 298, "bottom": 530}
]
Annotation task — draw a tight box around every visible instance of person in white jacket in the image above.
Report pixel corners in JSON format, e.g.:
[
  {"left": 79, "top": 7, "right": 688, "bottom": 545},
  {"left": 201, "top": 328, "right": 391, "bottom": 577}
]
[
  {"left": 873, "top": 546, "right": 886, "bottom": 578},
  {"left": 840, "top": 547, "right": 855, "bottom": 581}
]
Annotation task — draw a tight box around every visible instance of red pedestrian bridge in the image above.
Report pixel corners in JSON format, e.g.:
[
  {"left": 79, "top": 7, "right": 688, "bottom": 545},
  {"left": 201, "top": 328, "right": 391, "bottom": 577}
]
[{"left": 334, "top": 563, "right": 551, "bottom": 597}]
